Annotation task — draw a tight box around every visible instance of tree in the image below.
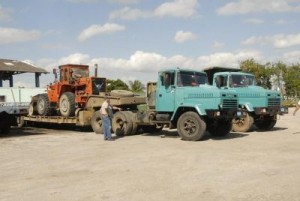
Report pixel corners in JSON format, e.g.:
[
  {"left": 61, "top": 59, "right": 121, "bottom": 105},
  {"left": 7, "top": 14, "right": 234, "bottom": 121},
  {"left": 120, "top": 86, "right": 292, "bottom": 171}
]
[
  {"left": 129, "top": 80, "right": 145, "bottom": 93},
  {"left": 106, "top": 79, "right": 129, "bottom": 92}
]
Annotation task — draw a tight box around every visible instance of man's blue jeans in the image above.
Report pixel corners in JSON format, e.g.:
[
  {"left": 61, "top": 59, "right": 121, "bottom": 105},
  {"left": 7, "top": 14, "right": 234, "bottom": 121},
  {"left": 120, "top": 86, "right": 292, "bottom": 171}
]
[{"left": 102, "top": 116, "right": 112, "bottom": 140}]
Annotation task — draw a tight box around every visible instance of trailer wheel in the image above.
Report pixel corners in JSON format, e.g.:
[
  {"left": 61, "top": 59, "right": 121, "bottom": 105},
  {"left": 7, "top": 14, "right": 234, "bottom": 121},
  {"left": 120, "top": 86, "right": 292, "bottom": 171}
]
[
  {"left": 177, "top": 111, "right": 206, "bottom": 141},
  {"left": 37, "top": 93, "right": 52, "bottom": 116},
  {"left": 59, "top": 92, "right": 75, "bottom": 117},
  {"left": 254, "top": 115, "right": 277, "bottom": 130},
  {"left": 91, "top": 112, "right": 103, "bottom": 134},
  {"left": 112, "top": 111, "right": 133, "bottom": 136},
  {"left": 123, "top": 111, "right": 138, "bottom": 134},
  {"left": 232, "top": 113, "right": 254, "bottom": 132},
  {"left": 208, "top": 119, "right": 232, "bottom": 137}
]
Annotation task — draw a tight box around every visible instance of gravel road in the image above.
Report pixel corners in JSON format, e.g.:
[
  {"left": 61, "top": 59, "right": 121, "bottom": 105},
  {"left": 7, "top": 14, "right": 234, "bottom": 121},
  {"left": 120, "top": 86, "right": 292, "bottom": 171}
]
[{"left": 1, "top": 108, "right": 300, "bottom": 201}]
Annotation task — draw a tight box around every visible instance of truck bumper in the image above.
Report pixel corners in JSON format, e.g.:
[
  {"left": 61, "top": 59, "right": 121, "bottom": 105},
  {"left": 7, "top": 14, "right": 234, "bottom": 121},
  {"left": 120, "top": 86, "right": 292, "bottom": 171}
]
[
  {"left": 206, "top": 109, "right": 245, "bottom": 119},
  {"left": 254, "top": 106, "right": 288, "bottom": 116}
]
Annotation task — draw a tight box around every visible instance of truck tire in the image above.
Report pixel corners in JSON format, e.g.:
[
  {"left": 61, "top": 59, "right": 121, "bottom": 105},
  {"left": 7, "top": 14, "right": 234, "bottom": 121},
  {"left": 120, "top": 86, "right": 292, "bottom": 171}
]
[
  {"left": 112, "top": 111, "right": 133, "bottom": 136},
  {"left": 37, "top": 94, "right": 52, "bottom": 116},
  {"left": 123, "top": 111, "right": 138, "bottom": 135},
  {"left": 177, "top": 111, "right": 206, "bottom": 141},
  {"left": 208, "top": 119, "right": 232, "bottom": 137},
  {"left": 232, "top": 113, "right": 254, "bottom": 132},
  {"left": 59, "top": 92, "right": 76, "bottom": 117},
  {"left": 110, "top": 90, "right": 134, "bottom": 97},
  {"left": 254, "top": 115, "right": 277, "bottom": 130},
  {"left": 0, "top": 114, "right": 12, "bottom": 134},
  {"left": 91, "top": 112, "right": 103, "bottom": 134}
]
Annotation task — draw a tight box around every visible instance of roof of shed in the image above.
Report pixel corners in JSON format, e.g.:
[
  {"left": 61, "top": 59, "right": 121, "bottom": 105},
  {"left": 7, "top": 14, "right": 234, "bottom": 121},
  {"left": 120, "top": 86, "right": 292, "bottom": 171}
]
[{"left": 0, "top": 59, "right": 48, "bottom": 74}]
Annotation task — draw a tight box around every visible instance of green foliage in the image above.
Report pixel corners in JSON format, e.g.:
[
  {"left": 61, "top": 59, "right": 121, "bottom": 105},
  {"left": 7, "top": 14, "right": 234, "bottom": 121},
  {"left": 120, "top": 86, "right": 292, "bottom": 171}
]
[
  {"left": 106, "top": 79, "right": 129, "bottom": 92},
  {"left": 240, "top": 59, "right": 300, "bottom": 97},
  {"left": 129, "top": 80, "right": 145, "bottom": 93}
]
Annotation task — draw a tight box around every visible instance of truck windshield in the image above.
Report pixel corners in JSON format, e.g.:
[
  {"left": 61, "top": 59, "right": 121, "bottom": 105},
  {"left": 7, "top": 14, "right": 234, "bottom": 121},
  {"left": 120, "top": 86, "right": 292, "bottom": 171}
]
[
  {"left": 71, "top": 67, "right": 89, "bottom": 78},
  {"left": 177, "top": 71, "right": 208, "bottom": 87},
  {"left": 229, "top": 74, "right": 255, "bottom": 87}
]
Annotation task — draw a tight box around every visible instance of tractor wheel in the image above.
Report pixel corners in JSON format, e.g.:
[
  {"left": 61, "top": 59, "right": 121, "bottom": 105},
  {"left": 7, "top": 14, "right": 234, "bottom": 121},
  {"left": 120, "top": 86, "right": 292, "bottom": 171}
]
[
  {"left": 208, "top": 119, "right": 232, "bottom": 137},
  {"left": 37, "top": 94, "right": 52, "bottom": 116},
  {"left": 112, "top": 111, "right": 133, "bottom": 136},
  {"left": 91, "top": 112, "right": 103, "bottom": 134},
  {"left": 232, "top": 113, "right": 254, "bottom": 132},
  {"left": 177, "top": 111, "right": 206, "bottom": 141},
  {"left": 255, "top": 115, "right": 277, "bottom": 130},
  {"left": 59, "top": 92, "right": 75, "bottom": 117}
]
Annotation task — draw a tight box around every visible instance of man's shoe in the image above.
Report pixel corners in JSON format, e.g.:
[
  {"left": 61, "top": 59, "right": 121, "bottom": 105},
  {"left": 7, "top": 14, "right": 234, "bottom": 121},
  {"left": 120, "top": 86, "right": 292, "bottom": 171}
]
[{"left": 107, "top": 138, "right": 114, "bottom": 141}]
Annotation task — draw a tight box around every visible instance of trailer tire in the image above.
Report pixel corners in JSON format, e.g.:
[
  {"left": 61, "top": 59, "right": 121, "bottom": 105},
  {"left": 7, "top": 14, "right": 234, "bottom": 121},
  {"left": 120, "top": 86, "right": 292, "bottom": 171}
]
[
  {"left": 37, "top": 94, "right": 52, "bottom": 116},
  {"left": 254, "top": 115, "right": 277, "bottom": 130},
  {"left": 208, "top": 119, "right": 232, "bottom": 137},
  {"left": 110, "top": 90, "right": 134, "bottom": 97},
  {"left": 112, "top": 111, "right": 133, "bottom": 136},
  {"left": 177, "top": 111, "right": 206, "bottom": 141},
  {"left": 91, "top": 112, "right": 103, "bottom": 134},
  {"left": 59, "top": 92, "right": 76, "bottom": 117},
  {"left": 232, "top": 113, "right": 254, "bottom": 132}
]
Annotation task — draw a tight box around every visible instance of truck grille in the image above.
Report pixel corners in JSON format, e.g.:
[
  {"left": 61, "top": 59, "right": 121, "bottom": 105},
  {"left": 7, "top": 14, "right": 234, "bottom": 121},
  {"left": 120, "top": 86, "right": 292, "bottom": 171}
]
[
  {"left": 268, "top": 98, "right": 280, "bottom": 107},
  {"left": 222, "top": 99, "right": 238, "bottom": 109}
]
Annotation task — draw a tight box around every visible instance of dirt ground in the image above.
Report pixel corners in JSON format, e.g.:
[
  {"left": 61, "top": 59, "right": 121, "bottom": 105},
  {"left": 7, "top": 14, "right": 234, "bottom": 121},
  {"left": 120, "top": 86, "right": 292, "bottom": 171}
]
[{"left": 1, "top": 108, "right": 300, "bottom": 201}]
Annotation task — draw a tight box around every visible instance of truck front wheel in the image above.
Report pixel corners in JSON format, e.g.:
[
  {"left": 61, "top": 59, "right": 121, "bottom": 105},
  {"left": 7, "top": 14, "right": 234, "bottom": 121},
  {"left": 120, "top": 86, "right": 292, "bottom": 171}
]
[
  {"left": 177, "top": 111, "right": 206, "bottom": 141},
  {"left": 232, "top": 113, "right": 254, "bottom": 132},
  {"left": 91, "top": 112, "right": 103, "bottom": 134},
  {"left": 254, "top": 115, "right": 277, "bottom": 130}
]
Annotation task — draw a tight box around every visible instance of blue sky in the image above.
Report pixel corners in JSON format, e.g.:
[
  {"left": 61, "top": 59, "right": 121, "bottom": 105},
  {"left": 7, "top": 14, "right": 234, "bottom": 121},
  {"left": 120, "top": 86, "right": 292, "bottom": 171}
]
[{"left": 1, "top": 0, "right": 300, "bottom": 87}]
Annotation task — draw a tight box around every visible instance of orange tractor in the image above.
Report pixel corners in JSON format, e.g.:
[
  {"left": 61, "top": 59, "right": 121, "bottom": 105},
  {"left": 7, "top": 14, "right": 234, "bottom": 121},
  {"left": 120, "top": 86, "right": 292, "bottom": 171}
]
[{"left": 35, "top": 64, "right": 106, "bottom": 117}]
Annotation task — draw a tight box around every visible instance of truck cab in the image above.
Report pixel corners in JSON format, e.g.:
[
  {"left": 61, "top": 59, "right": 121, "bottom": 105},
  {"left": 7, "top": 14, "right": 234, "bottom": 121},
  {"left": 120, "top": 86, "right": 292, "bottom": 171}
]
[
  {"left": 204, "top": 67, "right": 288, "bottom": 132},
  {"left": 140, "top": 67, "right": 242, "bottom": 141}
]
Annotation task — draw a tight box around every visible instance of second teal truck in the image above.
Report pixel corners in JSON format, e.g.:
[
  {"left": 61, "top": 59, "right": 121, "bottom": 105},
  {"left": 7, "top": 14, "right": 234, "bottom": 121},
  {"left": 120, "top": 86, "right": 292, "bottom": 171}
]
[{"left": 204, "top": 67, "right": 288, "bottom": 132}]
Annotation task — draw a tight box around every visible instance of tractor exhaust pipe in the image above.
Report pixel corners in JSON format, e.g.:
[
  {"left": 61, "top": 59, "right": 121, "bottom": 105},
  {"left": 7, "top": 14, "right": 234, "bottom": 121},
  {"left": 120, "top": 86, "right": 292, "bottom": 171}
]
[{"left": 94, "top": 64, "right": 98, "bottom": 77}]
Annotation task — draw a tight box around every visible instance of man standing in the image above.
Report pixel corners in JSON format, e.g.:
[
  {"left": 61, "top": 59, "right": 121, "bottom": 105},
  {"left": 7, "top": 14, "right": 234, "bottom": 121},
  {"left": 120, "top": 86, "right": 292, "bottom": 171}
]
[
  {"left": 101, "top": 96, "right": 120, "bottom": 141},
  {"left": 293, "top": 100, "right": 300, "bottom": 116}
]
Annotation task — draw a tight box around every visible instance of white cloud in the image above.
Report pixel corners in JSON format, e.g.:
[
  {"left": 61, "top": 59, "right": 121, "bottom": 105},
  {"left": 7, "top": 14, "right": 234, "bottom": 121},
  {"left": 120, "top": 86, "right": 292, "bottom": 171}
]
[
  {"left": 109, "top": 7, "right": 151, "bottom": 20},
  {"left": 174, "top": 31, "right": 197, "bottom": 43},
  {"left": 217, "top": 0, "right": 300, "bottom": 15},
  {"left": 108, "top": 0, "right": 143, "bottom": 4},
  {"left": 282, "top": 50, "right": 300, "bottom": 63},
  {"left": 212, "top": 41, "right": 225, "bottom": 50},
  {"left": 78, "top": 23, "right": 125, "bottom": 42},
  {"left": 242, "top": 33, "right": 300, "bottom": 48},
  {"left": 154, "top": 0, "right": 198, "bottom": 18},
  {"left": 244, "top": 18, "right": 265, "bottom": 24},
  {"left": 0, "top": 27, "right": 41, "bottom": 44}
]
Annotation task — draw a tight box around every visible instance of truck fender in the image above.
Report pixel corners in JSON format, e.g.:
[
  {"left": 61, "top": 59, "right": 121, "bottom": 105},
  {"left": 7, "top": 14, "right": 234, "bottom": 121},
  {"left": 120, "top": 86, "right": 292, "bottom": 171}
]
[
  {"left": 171, "top": 104, "right": 206, "bottom": 120},
  {"left": 243, "top": 103, "right": 254, "bottom": 112}
]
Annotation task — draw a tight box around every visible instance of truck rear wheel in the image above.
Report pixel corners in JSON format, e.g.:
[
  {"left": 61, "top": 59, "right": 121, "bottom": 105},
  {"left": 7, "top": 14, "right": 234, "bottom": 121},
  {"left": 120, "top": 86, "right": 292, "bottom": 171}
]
[
  {"left": 255, "top": 115, "right": 277, "bottom": 130},
  {"left": 59, "top": 92, "right": 75, "bottom": 117},
  {"left": 177, "top": 111, "right": 206, "bottom": 141},
  {"left": 123, "top": 111, "right": 138, "bottom": 134},
  {"left": 112, "top": 111, "right": 133, "bottom": 136},
  {"left": 37, "top": 94, "right": 52, "bottom": 116},
  {"left": 91, "top": 112, "right": 103, "bottom": 134},
  {"left": 208, "top": 119, "right": 232, "bottom": 137},
  {"left": 232, "top": 113, "right": 253, "bottom": 132}
]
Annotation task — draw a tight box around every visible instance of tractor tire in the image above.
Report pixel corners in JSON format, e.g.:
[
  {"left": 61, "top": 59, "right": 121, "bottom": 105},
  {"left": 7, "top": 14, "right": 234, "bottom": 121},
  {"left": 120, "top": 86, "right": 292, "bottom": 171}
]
[
  {"left": 59, "top": 92, "right": 76, "bottom": 117},
  {"left": 232, "top": 113, "right": 254, "bottom": 132},
  {"left": 110, "top": 90, "right": 134, "bottom": 97},
  {"left": 112, "top": 111, "right": 133, "bottom": 136},
  {"left": 208, "top": 119, "right": 232, "bottom": 137},
  {"left": 255, "top": 115, "right": 277, "bottom": 130},
  {"left": 91, "top": 112, "right": 103, "bottom": 134},
  {"left": 177, "top": 111, "right": 206, "bottom": 141},
  {"left": 37, "top": 93, "right": 52, "bottom": 116}
]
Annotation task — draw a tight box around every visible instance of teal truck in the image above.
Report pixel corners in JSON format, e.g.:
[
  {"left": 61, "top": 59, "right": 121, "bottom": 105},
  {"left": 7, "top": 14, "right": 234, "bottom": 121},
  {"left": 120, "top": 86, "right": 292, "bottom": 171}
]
[
  {"left": 107, "top": 67, "right": 242, "bottom": 141},
  {"left": 204, "top": 67, "right": 288, "bottom": 132}
]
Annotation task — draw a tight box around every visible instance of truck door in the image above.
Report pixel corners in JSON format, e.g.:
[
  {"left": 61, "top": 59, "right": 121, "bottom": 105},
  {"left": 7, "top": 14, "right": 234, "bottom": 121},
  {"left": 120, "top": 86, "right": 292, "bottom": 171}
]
[{"left": 155, "top": 71, "right": 176, "bottom": 112}]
